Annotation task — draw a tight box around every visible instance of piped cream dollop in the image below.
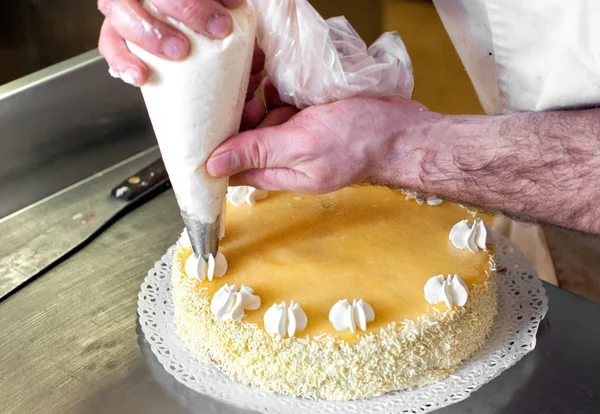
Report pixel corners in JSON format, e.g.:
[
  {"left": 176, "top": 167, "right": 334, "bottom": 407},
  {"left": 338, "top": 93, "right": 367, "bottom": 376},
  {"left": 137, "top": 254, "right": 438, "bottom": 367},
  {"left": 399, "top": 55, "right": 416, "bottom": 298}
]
[
  {"left": 210, "top": 284, "right": 261, "bottom": 322},
  {"left": 329, "top": 299, "right": 375, "bottom": 333},
  {"left": 449, "top": 219, "right": 488, "bottom": 252},
  {"left": 424, "top": 274, "right": 469, "bottom": 309},
  {"left": 184, "top": 251, "right": 228, "bottom": 282},
  {"left": 403, "top": 191, "right": 443, "bottom": 206},
  {"left": 226, "top": 186, "right": 268, "bottom": 207},
  {"left": 263, "top": 301, "right": 308, "bottom": 338}
]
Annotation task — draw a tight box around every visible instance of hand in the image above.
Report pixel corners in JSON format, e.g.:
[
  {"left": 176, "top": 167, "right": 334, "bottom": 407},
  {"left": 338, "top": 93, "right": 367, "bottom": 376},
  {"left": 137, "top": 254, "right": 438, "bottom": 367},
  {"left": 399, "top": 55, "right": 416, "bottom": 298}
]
[
  {"left": 98, "top": 0, "right": 266, "bottom": 129},
  {"left": 99, "top": 0, "right": 244, "bottom": 82},
  {"left": 207, "top": 84, "right": 432, "bottom": 194}
]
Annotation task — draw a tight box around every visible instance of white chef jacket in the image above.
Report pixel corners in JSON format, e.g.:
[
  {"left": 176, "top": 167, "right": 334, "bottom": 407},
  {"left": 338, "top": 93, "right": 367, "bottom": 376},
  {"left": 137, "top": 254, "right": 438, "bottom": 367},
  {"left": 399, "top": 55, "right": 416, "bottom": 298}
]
[
  {"left": 433, "top": 0, "right": 600, "bottom": 115},
  {"left": 432, "top": 0, "right": 600, "bottom": 284}
]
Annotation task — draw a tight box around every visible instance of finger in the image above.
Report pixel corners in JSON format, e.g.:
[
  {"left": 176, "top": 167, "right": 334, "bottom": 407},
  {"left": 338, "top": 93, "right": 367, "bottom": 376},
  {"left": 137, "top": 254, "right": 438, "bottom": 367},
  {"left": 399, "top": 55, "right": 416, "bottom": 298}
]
[
  {"left": 246, "top": 43, "right": 265, "bottom": 97},
  {"left": 98, "top": 0, "right": 190, "bottom": 61},
  {"left": 207, "top": 107, "right": 302, "bottom": 178},
  {"left": 251, "top": 43, "right": 265, "bottom": 74},
  {"left": 240, "top": 94, "right": 266, "bottom": 132},
  {"left": 99, "top": 20, "right": 148, "bottom": 86},
  {"left": 151, "top": 0, "right": 235, "bottom": 39},
  {"left": 257, "top": 106, "right": 299, "bottom": 128},
  {"left": 263, "top": 77, "right": 287, "bottom": 111},
  {"left": 247, "top": 71, "right": 263, "bottom": 99},
  {"left": 229, "top": 168, "right": 311, "bottom": 192}
]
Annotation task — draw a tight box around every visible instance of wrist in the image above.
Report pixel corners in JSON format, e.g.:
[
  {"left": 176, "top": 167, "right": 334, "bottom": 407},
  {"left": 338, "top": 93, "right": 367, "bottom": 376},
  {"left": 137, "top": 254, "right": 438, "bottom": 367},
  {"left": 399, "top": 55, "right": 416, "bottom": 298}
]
[
  {"left": 367, "top": 109, "right": 446, "bottom": 190},
  {"left": 369, "top": 109, "right": 505, "bottom": 199}
]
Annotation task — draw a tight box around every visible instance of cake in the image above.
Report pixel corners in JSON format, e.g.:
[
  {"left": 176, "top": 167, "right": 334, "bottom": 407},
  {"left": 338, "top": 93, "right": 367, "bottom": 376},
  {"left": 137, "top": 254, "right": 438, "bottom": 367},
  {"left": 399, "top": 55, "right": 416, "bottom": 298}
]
[{"left": 171, "top": 186, "right": 497, "bottom": 400}]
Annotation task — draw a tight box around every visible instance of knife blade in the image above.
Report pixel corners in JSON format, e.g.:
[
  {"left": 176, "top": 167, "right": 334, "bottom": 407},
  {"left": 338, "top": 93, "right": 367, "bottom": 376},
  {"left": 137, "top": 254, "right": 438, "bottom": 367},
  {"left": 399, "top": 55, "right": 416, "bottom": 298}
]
[{"left": 0, "top": 149, "right": 170, "bottom": 301}]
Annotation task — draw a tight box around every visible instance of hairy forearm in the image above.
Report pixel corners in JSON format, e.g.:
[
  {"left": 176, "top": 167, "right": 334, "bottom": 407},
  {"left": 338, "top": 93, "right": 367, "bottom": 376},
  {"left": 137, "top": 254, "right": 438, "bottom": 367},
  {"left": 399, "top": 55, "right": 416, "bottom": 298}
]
[{"left": 377, "top": 109, "right": 600, "bottom": 233}]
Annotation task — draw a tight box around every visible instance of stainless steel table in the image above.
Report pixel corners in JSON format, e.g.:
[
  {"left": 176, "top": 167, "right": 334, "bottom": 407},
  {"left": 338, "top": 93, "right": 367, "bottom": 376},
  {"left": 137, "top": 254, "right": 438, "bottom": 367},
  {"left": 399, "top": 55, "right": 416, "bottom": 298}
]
[{"left": 1, "top": 51, "right": 599, "bottom": 414}]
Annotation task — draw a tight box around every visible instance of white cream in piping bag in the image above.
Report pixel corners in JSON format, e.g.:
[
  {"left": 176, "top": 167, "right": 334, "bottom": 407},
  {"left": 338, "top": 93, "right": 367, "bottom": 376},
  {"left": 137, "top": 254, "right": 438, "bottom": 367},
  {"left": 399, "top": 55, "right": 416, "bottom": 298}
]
[{"left": 127, "top": 2, "right": 256, "bottom": 228}]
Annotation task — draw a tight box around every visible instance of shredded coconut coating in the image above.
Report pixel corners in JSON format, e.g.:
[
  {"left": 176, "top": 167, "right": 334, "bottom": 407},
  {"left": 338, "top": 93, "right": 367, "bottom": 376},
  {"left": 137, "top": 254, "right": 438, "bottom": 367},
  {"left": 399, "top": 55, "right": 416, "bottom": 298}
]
[{"left": 172, "top": 243, "right": 498, "bottom": 401}]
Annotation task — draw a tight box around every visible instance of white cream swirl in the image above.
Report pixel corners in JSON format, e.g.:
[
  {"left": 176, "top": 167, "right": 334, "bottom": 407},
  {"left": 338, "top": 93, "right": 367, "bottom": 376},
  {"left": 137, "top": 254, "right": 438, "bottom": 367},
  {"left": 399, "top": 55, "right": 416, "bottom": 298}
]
[
  {"left": 329, "top": 299, "right": 375, "bottom": 333},
  {"left": 184, "top": 251, "right": 228, "bottom": 282},
  {"left": 424, "top": 274, "right": 469, "bottom": 309},
  {"left": 404, "top": 191, "right": 443, "bottom": 206},
  {"left": 210, "top": 284, "right": 261, "bottom": 322},
  {"left": 449, "top": 219, "right": 488, "bottom": 252},
  {"left": 226, "top": 186, "right": 268, "bottom": 207},
  {"left": 263, "top": 301, "right": 308, "bottom": 338}
]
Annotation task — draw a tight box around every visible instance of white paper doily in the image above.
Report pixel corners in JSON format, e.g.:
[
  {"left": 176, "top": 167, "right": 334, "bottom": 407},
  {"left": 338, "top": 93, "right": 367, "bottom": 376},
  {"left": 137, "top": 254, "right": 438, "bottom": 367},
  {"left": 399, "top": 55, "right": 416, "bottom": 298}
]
[{"left": 138, "top": 234, "right": 548, "bottom": 413}]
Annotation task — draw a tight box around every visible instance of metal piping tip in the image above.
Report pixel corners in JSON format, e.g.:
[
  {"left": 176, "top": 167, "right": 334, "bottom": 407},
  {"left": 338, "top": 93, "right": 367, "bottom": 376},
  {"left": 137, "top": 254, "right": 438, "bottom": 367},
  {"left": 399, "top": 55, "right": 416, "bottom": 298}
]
[{"left": 182, "top": 213, "right": 221, "bottom": 261}]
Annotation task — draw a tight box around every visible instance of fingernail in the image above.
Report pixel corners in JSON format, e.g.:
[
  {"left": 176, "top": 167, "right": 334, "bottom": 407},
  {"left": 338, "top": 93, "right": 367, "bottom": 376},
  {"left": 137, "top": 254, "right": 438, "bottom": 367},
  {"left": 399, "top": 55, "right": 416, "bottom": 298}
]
[
  {"left": 161, "top": 37, "right": 187, "bottom": 60},
  {"left": 207, "top": 151, "right": 238, "bottom": 177},
  {"left": 108, "top": 67, "right": 141, "bottom": 87},
  {"left": 121, "top": 68, "right": 142, "bottom": 87},
  {"left": 207, "top": 14, "right": 232, "bottom": 38}
]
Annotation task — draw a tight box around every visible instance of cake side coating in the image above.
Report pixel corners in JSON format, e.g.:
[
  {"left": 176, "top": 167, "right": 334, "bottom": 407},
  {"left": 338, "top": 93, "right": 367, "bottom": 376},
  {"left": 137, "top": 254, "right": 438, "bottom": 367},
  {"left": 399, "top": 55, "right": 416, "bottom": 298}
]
[{"left": 172, "top": 245, "right": 497, "bottom": 400}]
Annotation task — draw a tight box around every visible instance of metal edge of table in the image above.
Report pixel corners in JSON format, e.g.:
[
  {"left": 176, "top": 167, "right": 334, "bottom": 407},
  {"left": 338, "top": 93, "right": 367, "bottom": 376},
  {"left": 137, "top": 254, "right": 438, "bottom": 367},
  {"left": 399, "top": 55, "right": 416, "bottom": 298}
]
[{"left": 0, "top": 48, "right": 153, "bottom": 219}]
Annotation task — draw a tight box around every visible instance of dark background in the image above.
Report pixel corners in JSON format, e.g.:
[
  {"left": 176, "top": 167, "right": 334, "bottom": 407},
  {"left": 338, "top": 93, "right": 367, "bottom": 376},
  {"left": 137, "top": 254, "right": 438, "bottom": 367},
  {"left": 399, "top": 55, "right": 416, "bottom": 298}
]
[{"left": 0, "top": 0, "right": 383, "bottom": 85}]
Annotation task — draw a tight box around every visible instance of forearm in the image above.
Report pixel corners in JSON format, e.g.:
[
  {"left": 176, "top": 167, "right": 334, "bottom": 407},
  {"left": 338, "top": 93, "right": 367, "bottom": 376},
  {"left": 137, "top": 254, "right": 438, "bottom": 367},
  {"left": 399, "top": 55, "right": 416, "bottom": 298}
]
[{"left": 376, "top": 109, "right": 600, "bottom": 233}]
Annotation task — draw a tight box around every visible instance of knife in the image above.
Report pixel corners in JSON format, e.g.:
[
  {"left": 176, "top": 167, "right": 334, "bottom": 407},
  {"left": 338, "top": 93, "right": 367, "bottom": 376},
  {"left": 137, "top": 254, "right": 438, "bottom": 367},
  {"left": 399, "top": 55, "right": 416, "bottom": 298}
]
[{"left": 0, "top": 149, "right": 170, "bottom": 301}]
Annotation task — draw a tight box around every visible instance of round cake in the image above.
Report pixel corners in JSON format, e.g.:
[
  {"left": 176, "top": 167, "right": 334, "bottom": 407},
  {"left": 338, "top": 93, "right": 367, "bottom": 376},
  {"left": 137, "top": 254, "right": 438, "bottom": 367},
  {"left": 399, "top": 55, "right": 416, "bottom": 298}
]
[{"left": 171, "top": 186, "right": 497, "bottom": 400}]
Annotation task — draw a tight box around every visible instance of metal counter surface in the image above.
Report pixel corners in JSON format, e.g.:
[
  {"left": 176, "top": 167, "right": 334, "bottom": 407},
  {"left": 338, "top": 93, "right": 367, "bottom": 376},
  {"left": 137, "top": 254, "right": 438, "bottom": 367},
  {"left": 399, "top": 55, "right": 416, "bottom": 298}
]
[
  {"left": 1, "top": 183, "right": 599, "bottom": 414},
  {"left": 0, "top": 50, "right": 153, "bottom": 219}
]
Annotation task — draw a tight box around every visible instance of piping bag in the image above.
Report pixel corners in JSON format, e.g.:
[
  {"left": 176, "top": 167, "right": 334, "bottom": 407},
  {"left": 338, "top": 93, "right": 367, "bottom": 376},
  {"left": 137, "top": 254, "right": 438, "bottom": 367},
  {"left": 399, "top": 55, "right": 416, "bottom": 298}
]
[
  {"left": 127, "top": 2, "right": 256, "bottom": 266},
  {"left": 126, "top": 0, "right": 413, "bottom": 270}
]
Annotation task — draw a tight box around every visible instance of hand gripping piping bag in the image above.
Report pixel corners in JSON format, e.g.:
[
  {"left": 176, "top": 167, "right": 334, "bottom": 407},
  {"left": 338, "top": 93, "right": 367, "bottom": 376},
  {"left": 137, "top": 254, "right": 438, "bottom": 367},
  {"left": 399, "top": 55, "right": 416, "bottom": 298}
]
[{"left": 127, "top": 0, "right": 414, "bottom": 260}]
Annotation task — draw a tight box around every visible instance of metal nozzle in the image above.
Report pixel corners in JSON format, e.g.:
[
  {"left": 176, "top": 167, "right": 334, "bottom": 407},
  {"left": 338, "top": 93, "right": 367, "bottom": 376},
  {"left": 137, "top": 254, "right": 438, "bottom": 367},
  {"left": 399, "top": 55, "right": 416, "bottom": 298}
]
[{"left": 182, "top": 213, "right": 221, "bottom": 261}]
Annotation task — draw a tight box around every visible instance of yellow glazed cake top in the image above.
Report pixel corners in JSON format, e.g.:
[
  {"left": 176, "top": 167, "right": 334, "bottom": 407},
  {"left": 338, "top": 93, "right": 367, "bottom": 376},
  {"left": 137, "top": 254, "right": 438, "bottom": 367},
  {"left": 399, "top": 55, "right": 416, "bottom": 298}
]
[{"left": 176, "top": 186, "right": 493, "bottom": 343}]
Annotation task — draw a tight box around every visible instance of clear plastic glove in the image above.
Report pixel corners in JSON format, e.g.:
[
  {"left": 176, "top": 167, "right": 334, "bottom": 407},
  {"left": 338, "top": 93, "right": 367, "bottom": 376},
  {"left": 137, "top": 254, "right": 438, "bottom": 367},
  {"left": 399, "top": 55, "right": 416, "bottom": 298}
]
[{"left": 251, "top": 0, "right": 414, "bottom": 109}]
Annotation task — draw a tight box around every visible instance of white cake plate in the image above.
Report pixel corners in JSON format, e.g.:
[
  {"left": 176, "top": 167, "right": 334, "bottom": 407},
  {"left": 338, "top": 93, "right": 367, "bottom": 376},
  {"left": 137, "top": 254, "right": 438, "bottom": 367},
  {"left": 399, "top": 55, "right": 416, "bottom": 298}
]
[{"left": 138, "top": 233, "right": 548, "bottom": 414}]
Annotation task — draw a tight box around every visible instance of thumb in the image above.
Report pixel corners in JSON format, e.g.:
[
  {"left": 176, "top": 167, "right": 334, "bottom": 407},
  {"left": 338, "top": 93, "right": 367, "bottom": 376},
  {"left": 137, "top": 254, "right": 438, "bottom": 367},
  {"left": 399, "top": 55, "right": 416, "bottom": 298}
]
[
  {"left": 207, "top": 106, "right": 300, "bottom": 178},
  {"left": 228, "top": 168, "right": 313, "bottom": 192}
]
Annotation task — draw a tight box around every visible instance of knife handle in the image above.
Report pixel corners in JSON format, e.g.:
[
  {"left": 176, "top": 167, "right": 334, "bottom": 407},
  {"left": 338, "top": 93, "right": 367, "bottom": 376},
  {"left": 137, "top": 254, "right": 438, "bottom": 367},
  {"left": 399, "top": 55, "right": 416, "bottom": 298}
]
[{"left": 111, "top": 158, "right": 170, "bottom": 202}]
